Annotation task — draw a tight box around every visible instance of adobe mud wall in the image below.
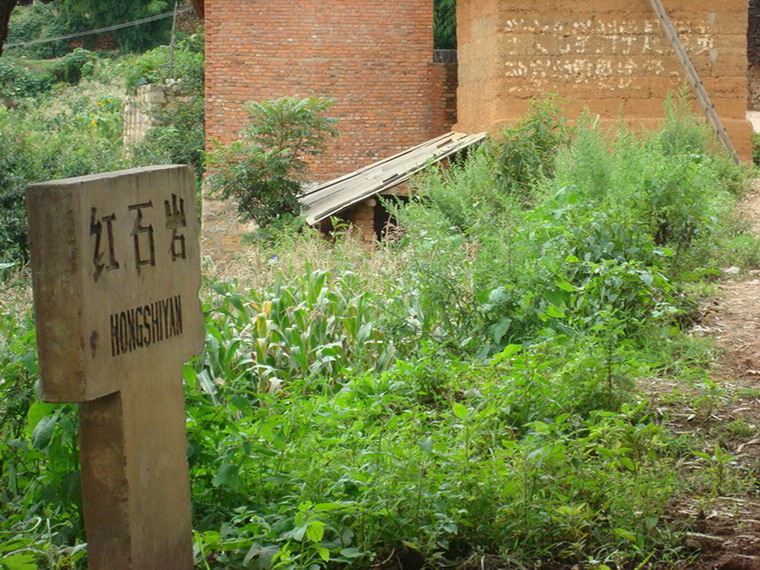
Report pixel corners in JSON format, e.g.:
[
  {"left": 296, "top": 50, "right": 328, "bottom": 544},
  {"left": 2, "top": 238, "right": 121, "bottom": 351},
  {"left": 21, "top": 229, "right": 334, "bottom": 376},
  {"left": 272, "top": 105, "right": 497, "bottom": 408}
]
[
  {"left": 205, "top": 0, "right": 456, "bottom": 181},
  {"left": 457, "top": 0, "right": 753, "bottom": 161}
]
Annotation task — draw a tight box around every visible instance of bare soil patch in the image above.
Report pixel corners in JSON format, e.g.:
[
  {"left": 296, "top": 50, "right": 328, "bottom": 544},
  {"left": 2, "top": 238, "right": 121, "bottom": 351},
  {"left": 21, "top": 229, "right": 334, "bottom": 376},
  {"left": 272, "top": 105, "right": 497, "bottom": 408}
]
[{"left": 653, "top": 180, "right": 760, "bottom": 569}]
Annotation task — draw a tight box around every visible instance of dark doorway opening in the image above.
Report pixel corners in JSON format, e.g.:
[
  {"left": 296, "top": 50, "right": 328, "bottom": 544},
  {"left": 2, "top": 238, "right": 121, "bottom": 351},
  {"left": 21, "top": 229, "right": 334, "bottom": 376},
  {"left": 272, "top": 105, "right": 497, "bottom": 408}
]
[
  {"left": 374, "top": 195, "right": 410, "bottom": 242},
  {"left": 749, "top": 0, "right": 760, "bottom": 110}
]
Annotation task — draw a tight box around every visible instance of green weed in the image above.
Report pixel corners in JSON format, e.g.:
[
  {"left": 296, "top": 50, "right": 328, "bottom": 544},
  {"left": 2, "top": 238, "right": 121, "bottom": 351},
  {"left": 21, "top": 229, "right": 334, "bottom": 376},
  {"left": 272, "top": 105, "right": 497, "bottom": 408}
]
[
  {"left": 723, "top": 418, "right": 756, "bottom": 440},
  {"left": 1, "top": 94, "right": 756, "bottom": 569}
]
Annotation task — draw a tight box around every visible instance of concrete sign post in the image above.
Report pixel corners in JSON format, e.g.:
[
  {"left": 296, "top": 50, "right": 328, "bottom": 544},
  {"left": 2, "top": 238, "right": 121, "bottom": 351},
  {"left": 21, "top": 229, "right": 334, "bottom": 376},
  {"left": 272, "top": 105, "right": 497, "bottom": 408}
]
[{"left": 26, "top": 166, "right": 204, "bottom": 569}]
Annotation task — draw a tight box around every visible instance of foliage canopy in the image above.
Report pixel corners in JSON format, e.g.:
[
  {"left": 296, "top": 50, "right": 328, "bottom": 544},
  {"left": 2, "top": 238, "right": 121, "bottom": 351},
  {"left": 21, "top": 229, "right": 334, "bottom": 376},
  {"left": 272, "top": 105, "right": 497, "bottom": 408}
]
[
  {"left": 434, "top": 0, "right": 456, "bottom": 49},
  {"left": 59, "top": 0, "right": 174, "bottom": 53},
  {"left": 5, "top": 0, "right": 176, "bottom": 57},
  {"left": 207, "top": 96, "right": 338, "bottom": 228}
]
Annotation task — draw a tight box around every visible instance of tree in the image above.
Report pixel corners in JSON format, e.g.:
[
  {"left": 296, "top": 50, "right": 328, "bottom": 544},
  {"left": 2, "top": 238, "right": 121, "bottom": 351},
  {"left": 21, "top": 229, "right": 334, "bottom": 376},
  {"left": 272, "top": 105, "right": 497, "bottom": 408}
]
[
  {"left": 59, "top": 0, "right": 173, "bottom": 53},
  {"left": 0, "top": 0, "right": 18, "bottom": 56},
  {"left": 207, "top": 97, "right": 338, "bottom": 228},
  {"left": 434, "top": 0, "right": 456, "bottom": 50}
]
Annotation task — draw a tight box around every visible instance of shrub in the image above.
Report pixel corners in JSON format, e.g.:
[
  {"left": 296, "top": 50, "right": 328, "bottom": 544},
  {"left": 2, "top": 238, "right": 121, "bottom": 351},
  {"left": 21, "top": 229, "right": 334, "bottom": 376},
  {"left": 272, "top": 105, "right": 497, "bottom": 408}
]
[
  {"left": 490, "top": 98, "right": 570, "bottom": 202},
  {"left": 0, "top": 120, "right": 37, "bottom": 263},
  {"left": 130, "top": 94, "right": 205, "bottom": 179},
  {"left": 552, "top": 116, "right": 743, "bottom": 271},
  {"left": 0, "top": 58, "right": 51, "bottom": 100},
  {"left": 52, "top": 48, "right": 96, "bottom": 85},
  {"left": 0, "top": 96, "right": 126, "bottom": 264},
  {"left": 655, "top": 87, "right": 712, "bottom": 157},
  {"left": 654, "top": 87, "right": 748, "bottom": 195},
  {"left": 125, "top": 33, "right": 205, "bottom": 94},
  {"left": 394, "top": 93, "right": 751, "bottom": 360},
  {"left": 5, "top": 1, "right": 68, "bottom": 59},
  {"left": 128, "top": 34, "right": 205, "bottom": 181},
  {"left": 206, "top": 97, "right": 338, "bottom": 227}
]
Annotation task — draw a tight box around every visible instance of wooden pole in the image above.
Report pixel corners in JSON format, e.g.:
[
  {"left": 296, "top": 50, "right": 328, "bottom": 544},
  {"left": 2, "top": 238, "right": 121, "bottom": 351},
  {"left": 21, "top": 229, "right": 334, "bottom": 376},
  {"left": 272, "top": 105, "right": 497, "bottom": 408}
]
[{"left": 169, "top": 1, "right": 179, "bottom": 73}]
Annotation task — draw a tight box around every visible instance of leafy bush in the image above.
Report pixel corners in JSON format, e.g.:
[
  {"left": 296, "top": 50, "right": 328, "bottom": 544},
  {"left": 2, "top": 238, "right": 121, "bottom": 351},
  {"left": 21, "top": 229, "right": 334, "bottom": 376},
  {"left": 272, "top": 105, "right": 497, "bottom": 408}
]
[
  {"left": 207, "top": 97, "right": 338, "bottom": 227},
  {"left": 554, "top": 118, "right": 740, "bottom": 272},
  {"left": 0, "top": 309, "right": 85, "bottom": 568},
  {"left": 0, "top": 32, "right": 206, "bottom": 267},
  {"left": 654, "top": 88, "right": 747, "bottom": 195},
  {"left": 0, "top": 113, "right": 39, "bottom": 263},
  {"left": 490, "top": 98, "right": 570, "bottom": 202},
  {"left": 5, "top": 1, "right": 69, "bottom": 59},
  {"left": 52, "top": 48, "right": 96, "bottom": 85},
  {"left": 655, "top": 88, "right": 712, "bottom": 157},
  {"left": 128, "top": 33, "right": 205, "bottom": 180},
  {"left": 125, "top": 33, "right": 205, "bottom": 93},
  {"left": 395, "top": 96, "right": 750, "bottom": 360},
  {"left": 131, "top": 94, "right": 205, "bottom": 178},
  {"left": 0, "top": 94, "right": 126, "bottom": 264},
  {"left": 0, "top": 59, "right": 51, "bottom": 100}
]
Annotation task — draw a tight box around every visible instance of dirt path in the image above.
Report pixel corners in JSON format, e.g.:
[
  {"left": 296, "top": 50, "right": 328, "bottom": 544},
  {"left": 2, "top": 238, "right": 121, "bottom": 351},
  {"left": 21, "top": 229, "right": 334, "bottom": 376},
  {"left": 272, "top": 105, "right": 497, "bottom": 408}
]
[
  {"left": 669, "top": 180, "right": 760, "bottom": 569},
  {"left": 705, "top": 179, "right": 760, "bottom": 381}
]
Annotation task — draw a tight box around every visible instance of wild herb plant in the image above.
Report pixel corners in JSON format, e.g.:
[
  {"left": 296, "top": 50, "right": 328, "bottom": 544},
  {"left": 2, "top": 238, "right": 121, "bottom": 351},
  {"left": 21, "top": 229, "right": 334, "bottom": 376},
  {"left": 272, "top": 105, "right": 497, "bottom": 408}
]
[
  {"left": 490, "top": 98, "right": 570, "bottom": 203},
  {"left": 2, "top": 97, "right": 758, "bottom": 568},
  {"left": 181, "top": 336, "right": 690, "bottom": 567},
  {"left": 0, "top": 311, "right": 84, "bottom": 568},
  {"left": 397, "top": 98, "right": 752, "bottom": 361}
]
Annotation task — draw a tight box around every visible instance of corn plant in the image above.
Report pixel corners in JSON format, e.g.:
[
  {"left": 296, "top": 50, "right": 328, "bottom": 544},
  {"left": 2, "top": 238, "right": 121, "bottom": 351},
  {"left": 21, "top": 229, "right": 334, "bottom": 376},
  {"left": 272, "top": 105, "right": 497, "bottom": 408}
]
[{"left": 201, "top": 269, "right": 394, "bottom": 397}]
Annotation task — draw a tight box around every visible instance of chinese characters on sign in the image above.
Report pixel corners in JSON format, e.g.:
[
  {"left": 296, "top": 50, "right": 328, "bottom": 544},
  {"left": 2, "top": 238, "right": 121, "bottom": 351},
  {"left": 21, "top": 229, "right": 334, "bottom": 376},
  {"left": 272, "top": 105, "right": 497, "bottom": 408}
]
[{"left": 90, "top": 193, "right": 188, "bottom": 282}]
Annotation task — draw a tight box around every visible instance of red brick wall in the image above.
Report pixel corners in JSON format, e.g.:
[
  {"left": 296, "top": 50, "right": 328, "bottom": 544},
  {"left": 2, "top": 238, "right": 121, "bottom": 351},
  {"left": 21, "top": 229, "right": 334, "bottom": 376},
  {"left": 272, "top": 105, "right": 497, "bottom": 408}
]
[
  {"left": 457, "top": 0, "right": 753, "bottom": 161},
  {"left": 435, "top": 60, "right": 459, "bottom": 129},
  {"left": 205, "top": 0, "right": 456, "bottom": 181}
]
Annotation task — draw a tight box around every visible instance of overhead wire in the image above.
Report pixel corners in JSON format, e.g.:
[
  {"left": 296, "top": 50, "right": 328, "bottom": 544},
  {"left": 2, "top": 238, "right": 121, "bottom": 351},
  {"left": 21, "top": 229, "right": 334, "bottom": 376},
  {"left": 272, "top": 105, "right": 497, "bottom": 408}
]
[{"left": 3, "top": 7, "right": 192, "bottom": 49}]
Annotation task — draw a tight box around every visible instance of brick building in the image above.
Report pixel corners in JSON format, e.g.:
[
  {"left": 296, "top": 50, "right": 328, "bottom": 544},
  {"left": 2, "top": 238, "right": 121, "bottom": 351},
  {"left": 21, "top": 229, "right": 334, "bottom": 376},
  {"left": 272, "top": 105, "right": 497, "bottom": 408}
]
[
  {"left": 201, "top": 0, "right": 753, "bottom": 184},
  {"left": 203, "top": 0, "right": 456, "bottom": 181}
]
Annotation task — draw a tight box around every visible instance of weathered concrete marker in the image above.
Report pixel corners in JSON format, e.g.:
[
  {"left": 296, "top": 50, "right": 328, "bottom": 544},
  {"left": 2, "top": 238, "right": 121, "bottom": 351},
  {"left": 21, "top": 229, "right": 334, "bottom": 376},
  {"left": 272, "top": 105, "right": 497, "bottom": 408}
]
[{"left": 26, "top": 166, "right": 203, "bottom": 569}]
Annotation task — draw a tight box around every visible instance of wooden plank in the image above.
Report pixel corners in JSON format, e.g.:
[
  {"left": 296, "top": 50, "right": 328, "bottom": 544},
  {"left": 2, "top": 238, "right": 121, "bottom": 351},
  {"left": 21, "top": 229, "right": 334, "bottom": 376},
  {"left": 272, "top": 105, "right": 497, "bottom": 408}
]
[
  {"left": 301, "top": 133, "right": 486, "bottom": 224},
  {"left": 646, "top": 0, "right": 739, "bottom": 162}
]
